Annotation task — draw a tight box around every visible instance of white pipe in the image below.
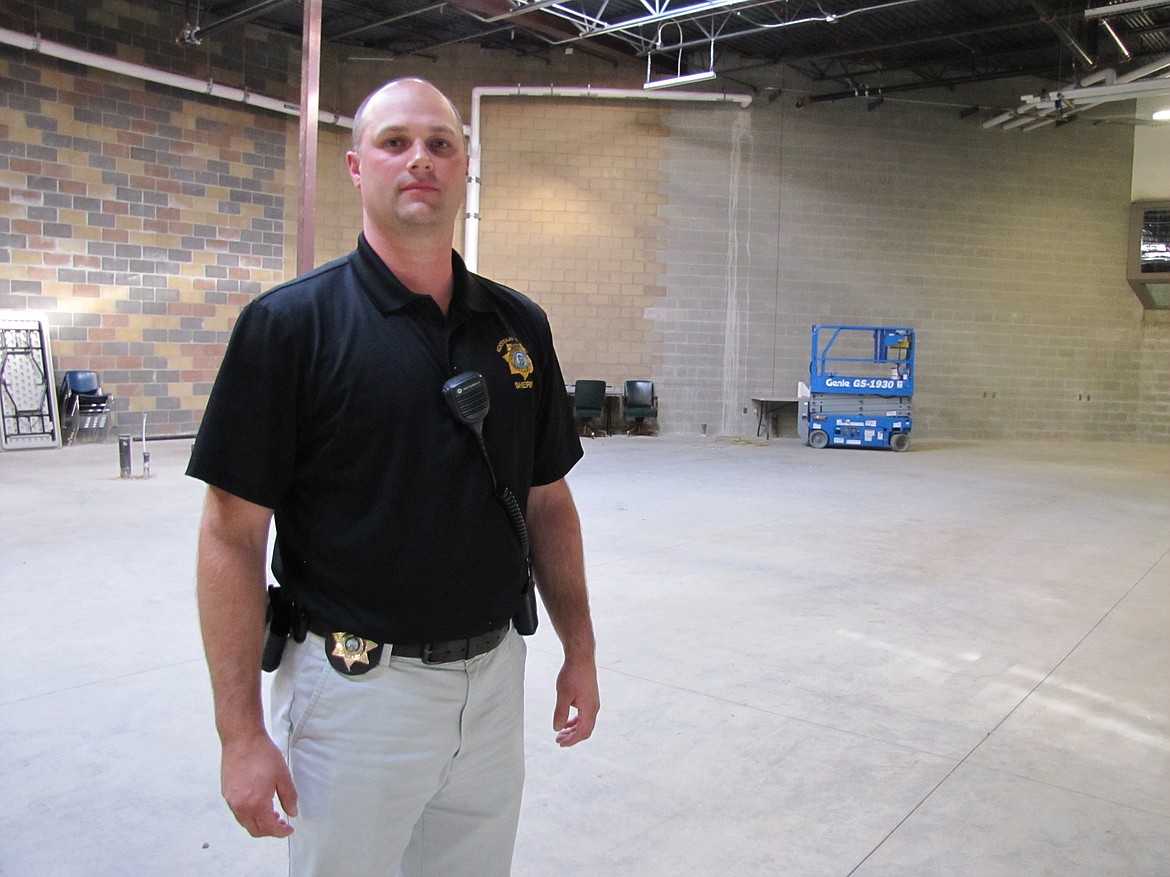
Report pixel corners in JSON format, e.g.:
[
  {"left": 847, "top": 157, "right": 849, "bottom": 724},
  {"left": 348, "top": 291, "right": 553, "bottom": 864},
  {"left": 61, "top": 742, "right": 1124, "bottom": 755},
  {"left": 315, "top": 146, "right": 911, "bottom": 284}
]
[
  {"left": 464, "top": 85, "right": 753, "bottom": 271},
  {"left": 0, "top": 26, "right": 353, "bottom": 128},
  {"left": 1017, "top": 60, "right": 1169, "bottom": 130},
  {"left": 1024, "top": 75, "right": 1170, "bottom": 106},
  {"left": 1022, "top": 59, "right": 1170, "bottom": 129},
  {"left": 985, "top": 54, "right": 1170, "bottom": 130},
  {"left": 999, "top": 68, "right": 1116, "bottom": 131}
]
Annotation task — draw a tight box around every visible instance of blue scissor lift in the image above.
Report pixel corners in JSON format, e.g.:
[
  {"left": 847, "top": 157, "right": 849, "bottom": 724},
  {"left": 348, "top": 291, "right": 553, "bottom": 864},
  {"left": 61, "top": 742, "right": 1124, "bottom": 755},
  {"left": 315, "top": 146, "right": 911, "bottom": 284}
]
[{"left": 800, "top": 325, "right": 915, "bottom": 451}]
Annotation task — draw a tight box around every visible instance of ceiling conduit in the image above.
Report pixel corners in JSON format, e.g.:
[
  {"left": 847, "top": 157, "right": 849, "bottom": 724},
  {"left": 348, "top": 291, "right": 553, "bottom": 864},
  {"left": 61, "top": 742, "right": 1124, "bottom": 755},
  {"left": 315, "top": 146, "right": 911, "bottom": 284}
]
[
  {"left": 539, "top": 0, "right": 935, "bottom": 55},
  {"left": 1028, "top": 0, "right": 1097, "bottom": 70},
  {"left": 464, "top": 85, "right": 753, "bottom": 271},
  {"left": 0, "top": 26, "right": 353, "bottom": 127},
  {"left": 983, "top": 53, "right": 1170, "bottom": 130},
  {"left": 178, "top": 0, "right": 297, "bottom": 46}
]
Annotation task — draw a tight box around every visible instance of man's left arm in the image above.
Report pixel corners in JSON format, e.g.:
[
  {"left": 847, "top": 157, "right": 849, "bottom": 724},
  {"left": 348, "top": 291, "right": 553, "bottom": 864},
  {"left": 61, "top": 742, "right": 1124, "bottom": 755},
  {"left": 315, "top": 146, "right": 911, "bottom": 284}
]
[{"left": 526, "top": 478, "right": 599, "bottom": 747}]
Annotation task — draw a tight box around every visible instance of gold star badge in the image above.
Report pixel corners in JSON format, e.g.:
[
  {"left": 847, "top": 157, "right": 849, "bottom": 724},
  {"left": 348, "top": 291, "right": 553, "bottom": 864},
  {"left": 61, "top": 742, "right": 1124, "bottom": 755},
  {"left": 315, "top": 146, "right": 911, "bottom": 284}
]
[{"left": 327, "top": 632, "right": 383, "bottom": 675}]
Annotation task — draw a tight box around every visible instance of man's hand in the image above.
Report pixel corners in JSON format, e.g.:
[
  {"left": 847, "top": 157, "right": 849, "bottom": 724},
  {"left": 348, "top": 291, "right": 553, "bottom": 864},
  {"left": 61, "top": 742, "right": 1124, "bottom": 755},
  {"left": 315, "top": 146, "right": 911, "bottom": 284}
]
[
  {"left": 221, "top": 732, "right": 298, "bottom": 838},
  {"left": 553, "top": 656, "right": 600, "bottom": 747}
]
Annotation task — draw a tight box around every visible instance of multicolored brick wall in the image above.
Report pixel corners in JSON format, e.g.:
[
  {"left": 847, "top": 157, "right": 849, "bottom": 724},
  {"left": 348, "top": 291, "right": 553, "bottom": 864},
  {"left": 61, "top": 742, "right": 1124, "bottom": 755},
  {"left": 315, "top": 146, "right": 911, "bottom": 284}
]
[
  {"left": 0, "top": 0, "right": 302, "bottom": 436},
  {"left": 0, "top": 1, "right": 648, "bottom": 439},
  {"left": 0, "top": 48, "right": 295, "bottom": 435}
]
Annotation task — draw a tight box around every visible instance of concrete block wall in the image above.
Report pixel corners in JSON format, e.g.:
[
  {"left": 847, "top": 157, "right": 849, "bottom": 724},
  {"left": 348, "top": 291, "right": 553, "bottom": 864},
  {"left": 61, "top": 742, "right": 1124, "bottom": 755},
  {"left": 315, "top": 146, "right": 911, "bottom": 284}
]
[
  {"left": 0, "top": 50, "right": 294, "bottom": 435},
  {"left": 292, "top": 47, "right": 651, "bottom": 296},
  {"left": 0, "top": 0, "right": 298, "bottom": 436},
  {"left": 0, "top": 1, "right": 652, "bottom": 439},
  {"left": 650, "top": 96, "right": 1163, "bottom": 441},
  {"left": 2, "top": 0, "right": 1167, "bottom": 443},
  {"left": 787, "top": 98, "right": 1148, "bottom": 442},
  {"left": 1137, "top": 313, "right": 1170, "bottom": 442},
  {"left": 475, "top": 97, "right": 668, "bottom": 387},
  {"left": 313, "top": 124, "right": 361, "bottom": 262},
  {"left": 653, "top": 104, "right": 783, "bottom": 438}
]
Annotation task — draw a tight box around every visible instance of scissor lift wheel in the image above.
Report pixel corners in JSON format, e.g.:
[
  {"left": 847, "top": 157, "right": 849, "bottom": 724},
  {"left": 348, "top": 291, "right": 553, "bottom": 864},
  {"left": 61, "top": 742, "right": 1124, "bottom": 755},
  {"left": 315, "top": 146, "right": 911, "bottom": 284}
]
[
  {"left": 808, "top": 429, "right": 829, "bottom": 449},
  {"left": 890, "top": 433, "right": 910, "bottom": 452}
]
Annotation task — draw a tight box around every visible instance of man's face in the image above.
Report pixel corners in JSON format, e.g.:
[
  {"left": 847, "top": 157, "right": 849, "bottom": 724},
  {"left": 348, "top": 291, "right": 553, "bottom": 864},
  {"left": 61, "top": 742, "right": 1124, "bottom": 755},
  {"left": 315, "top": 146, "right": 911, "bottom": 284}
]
[{"left": 346, "top": 81, "right": 469, "bottom": 235}]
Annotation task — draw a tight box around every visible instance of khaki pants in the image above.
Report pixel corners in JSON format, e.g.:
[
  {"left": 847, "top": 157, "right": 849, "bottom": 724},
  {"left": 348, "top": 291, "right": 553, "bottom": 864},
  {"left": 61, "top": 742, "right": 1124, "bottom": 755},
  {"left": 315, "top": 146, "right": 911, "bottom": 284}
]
[{"left": 271, "top": 628, "right": 527, "bottom": 877}]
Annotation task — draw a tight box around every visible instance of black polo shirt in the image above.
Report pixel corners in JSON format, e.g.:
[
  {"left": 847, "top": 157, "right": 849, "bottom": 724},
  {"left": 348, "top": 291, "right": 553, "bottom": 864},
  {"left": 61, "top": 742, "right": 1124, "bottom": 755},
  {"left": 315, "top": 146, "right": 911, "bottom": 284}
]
[{"left": 187, "top": 235, "right": 583, "bottom": 643}]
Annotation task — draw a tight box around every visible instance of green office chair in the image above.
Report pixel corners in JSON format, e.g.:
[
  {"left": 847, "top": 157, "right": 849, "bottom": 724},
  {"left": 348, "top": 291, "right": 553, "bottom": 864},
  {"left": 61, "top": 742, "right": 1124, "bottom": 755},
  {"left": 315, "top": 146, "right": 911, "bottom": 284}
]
[
  {"left": 623, "top": 380, "right": 658, "bottom": 436},
  {"left": 573, "top": 380, "right": 608, "bottom": 437}
]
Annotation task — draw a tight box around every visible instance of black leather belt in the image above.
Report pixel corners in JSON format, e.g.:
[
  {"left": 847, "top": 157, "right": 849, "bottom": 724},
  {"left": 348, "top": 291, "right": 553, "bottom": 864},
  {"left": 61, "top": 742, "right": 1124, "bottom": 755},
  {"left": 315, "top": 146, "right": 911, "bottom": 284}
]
[
  {"left": 395, "top": 625, "right": 510, "bottom": 664},
  {"left": 307, "top": 617, "right": 510, "bottom": 673}
]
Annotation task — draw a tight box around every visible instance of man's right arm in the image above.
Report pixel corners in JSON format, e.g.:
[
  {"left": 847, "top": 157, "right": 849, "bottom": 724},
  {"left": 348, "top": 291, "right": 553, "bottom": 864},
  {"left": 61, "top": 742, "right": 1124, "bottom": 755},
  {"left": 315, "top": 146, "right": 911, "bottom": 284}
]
[{"left": 195, "top": 485, "right": 298, "bottom": 838}]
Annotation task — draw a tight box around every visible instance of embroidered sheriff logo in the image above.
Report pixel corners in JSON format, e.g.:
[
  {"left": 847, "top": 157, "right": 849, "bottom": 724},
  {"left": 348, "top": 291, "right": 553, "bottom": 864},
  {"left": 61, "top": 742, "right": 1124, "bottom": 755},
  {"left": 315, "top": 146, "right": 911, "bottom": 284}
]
[{"left": 498, "top": 338, "right": 534, "bottom": 389}]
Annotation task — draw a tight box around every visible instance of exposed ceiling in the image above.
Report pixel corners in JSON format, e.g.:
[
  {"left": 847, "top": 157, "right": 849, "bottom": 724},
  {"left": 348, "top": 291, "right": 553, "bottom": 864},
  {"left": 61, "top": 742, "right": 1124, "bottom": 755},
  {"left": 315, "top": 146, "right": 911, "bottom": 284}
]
[{"left": 176, "top": 1, "right": 1170, "bottom": 122}]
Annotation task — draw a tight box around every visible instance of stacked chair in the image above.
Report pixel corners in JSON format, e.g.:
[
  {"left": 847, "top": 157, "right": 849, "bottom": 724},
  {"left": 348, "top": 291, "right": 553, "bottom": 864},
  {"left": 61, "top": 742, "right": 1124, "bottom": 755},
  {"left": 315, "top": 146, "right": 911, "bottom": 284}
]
[{"left": 57, "top": 370, "right": 114, "bottom": 445}]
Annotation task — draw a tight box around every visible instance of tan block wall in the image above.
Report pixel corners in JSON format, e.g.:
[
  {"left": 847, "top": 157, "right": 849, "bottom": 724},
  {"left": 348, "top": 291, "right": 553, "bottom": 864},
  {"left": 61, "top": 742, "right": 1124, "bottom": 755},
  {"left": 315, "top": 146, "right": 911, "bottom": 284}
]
[
  {"left": 311, "top": 125, "right": 362, "bottom": 263},
  {"left": 307, "top": 94, "right": 667, "bottom": 389},
  {"left": 476, "top": 99, "right": 667, "bottom": 385},
  {"left": 310, "top": 42, "right": 648, "bottom": 273}
]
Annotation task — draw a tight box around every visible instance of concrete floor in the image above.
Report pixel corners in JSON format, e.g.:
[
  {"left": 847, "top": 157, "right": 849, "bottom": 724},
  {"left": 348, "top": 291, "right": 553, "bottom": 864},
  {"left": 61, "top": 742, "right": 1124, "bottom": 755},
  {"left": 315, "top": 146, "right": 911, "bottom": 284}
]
[{"left": 1, "top": 435, "right": 1167, "bottom": 876}]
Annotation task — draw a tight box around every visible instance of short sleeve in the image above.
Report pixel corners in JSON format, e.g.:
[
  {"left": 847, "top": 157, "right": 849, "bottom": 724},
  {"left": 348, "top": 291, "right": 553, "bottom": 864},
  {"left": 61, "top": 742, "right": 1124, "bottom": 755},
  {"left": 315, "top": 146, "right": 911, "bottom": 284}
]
[{"left": 186, "top": 298, "right": 302, "bottom": 509}]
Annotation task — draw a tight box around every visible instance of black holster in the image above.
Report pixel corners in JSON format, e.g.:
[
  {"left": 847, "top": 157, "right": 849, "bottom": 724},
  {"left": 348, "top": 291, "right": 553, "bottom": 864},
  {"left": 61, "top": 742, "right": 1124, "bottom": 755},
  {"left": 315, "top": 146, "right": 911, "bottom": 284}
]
[
  {"left": 262, "top": 584, "right": 308, "bottom": 672},
  {"left": 513, "top": 566, "right": 539, "bottom": 636}
]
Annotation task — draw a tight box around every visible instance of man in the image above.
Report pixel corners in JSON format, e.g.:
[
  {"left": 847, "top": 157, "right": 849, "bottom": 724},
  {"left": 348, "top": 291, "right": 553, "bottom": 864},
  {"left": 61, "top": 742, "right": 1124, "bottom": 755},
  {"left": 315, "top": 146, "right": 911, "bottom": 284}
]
[{"left": 189, "top": 77, "right": 599, "bottom": 877}]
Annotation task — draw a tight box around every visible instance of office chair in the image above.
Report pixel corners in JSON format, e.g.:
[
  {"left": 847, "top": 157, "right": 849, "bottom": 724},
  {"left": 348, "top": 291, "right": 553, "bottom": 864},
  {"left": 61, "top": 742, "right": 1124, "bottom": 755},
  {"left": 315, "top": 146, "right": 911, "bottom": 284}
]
[
  {"left": 573, "top": 380, "right": 608, "bottom": 437},
  {"left": 622, "top": 380, "right": 658, "bottom": 436}
]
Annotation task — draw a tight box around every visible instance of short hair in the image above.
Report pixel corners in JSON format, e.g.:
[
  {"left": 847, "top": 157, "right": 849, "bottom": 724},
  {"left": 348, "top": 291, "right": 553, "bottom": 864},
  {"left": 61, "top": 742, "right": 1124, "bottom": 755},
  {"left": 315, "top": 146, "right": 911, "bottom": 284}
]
[{"left": 350, "top": 78, "right": 466, "bottom": 152}]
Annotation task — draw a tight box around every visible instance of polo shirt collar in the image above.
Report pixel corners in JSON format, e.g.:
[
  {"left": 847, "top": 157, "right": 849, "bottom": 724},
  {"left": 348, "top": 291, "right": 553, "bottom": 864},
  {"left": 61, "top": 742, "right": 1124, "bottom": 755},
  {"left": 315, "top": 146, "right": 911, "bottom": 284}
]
[{"left": 353, "top": 233, "right": 498, "bottom": 321}]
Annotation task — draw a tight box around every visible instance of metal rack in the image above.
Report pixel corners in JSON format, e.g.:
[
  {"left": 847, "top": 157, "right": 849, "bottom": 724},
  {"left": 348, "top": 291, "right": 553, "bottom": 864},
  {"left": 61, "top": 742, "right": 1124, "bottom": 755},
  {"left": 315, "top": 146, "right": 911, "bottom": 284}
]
[{"left": 0, "top": 314, "right": 59, "bottom": 450}]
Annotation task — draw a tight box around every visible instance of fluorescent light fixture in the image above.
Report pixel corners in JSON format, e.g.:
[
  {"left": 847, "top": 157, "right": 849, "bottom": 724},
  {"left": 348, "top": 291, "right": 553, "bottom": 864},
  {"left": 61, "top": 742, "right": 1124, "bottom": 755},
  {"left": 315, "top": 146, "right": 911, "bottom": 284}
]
[
  {"left": 1101, "top": 19, "right": 1132, "bottom": 60},
  {"left": 1084, "top": 0, "right": 1170, "bottom": 19},
  {"left": 1154, "top": 108, "right": 1170, "bottom": 120},
  {"left": 643, "top": 70, "right": 716, "bottom": 91}
]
